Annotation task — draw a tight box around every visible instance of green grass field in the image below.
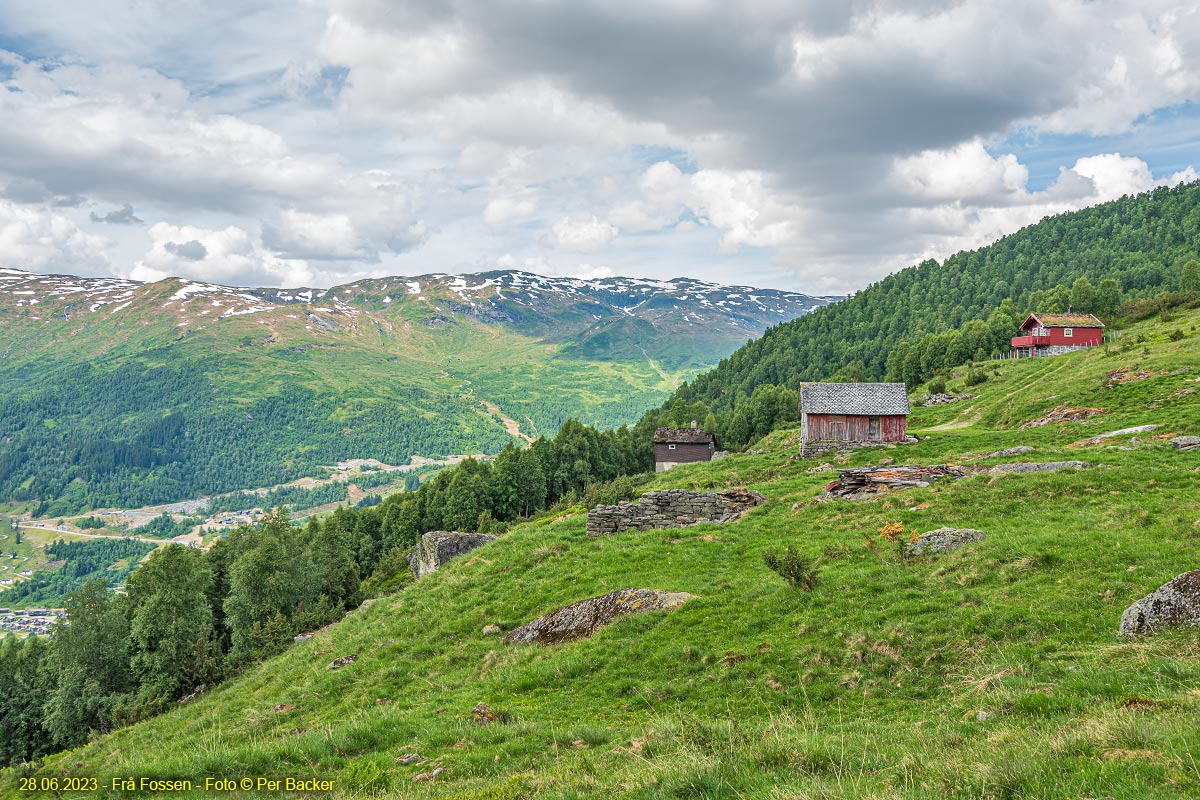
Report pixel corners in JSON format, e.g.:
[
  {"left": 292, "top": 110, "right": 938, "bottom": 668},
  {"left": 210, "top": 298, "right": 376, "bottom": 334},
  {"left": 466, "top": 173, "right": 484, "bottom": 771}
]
[{"left": 6, "top": 309, "right": 1200, "bottom": 798}]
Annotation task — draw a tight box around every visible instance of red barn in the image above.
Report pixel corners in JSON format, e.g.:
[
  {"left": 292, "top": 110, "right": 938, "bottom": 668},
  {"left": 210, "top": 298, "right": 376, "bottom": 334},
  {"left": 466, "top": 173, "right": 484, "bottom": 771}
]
[
  {"left": 798, "top": 383, "right": 910, "bottom": 455},
  {"left": 1011, "top": 312, "right": 1104, "bottom": 358},
  {"left": 653, "top": 425, "right": 717, "bottom": 472}
]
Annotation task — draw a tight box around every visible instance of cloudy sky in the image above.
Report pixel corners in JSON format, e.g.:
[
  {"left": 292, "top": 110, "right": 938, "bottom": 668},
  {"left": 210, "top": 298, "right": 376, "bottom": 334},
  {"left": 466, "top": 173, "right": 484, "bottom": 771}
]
[{"left": 1, "top": 0, "right": 1198, "bottom": 293}]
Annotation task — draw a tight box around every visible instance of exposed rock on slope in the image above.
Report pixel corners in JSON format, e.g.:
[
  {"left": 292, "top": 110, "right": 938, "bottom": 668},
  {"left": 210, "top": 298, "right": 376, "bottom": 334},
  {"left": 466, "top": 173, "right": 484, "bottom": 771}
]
[
  {"left": 979, "top": 446, "right": 1034, "bottom": 459},
  {"left": 989, "top": 461, "right": 1090, "bottom": 474},
  {"left": 407, "top": 531, "right": 496, "bottom": 579},
  {"left": 905, "top": 528, "right": 986, "bottom": 556},
  {"left": 505, "top": 589, "right": 697, "bottom": 645},
  {"left": 1020, "top": 406, "right": 1106, "bottom": 428},
  {"left": 1119, "top": 570, "right": 1200, "bottom": 637},
  {"left": 1169, "top": 436, "right": 1200, "bottom": 450}
]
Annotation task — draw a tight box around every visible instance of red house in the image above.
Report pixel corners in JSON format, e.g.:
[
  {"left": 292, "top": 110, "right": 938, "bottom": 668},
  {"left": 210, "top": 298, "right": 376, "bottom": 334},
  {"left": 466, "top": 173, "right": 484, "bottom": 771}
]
[
  {"left": 1011, "top": 312, "right": 1104, "bottom": 358},
  {"left": 798, "top": 383, "right": 910, "bottom": 456}
]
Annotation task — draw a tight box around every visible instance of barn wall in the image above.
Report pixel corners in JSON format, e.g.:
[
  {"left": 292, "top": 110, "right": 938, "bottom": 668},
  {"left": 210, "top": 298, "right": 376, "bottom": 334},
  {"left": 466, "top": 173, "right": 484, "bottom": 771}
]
[
  {"left": 803, "top": 414, "right": 907, "bottom": 442},
  {"left": 654, "top": 442, "right": 713, "bottom": 465},
  {"left": 881, "top": 415, "right": 907, "bottom": 441},
  {"left": 1045, "top": 327, "right": 1102, "bottom": 346}
]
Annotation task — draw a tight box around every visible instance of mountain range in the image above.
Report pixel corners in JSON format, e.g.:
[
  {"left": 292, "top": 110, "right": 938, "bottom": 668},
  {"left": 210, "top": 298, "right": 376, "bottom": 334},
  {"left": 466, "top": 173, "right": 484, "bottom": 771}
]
[{"left": 0, "top": 267, "right": 829, "bottom": 510}]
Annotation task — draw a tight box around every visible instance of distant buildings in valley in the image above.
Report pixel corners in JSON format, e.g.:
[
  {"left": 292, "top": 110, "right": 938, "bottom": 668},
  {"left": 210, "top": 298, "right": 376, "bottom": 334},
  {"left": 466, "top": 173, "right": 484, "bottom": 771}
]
[{"left": 0, "top": 608, "right": 66, "bottom": 637}]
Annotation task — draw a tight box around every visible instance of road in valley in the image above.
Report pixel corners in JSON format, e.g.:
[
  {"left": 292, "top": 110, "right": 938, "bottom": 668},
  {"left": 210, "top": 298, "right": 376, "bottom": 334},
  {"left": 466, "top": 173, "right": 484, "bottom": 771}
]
[{"left": 16, "top": 524, "right": 168, "bottom": 547}]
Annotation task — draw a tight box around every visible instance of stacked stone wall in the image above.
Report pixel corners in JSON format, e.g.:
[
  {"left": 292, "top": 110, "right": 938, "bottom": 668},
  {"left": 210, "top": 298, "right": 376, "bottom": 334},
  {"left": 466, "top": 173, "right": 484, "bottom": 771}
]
[
  {"left": 800, "top": 437, "right": 919, "bottom": 459},
  {"left": 586, "top": 488, "right": 766, "bottom": 536}
]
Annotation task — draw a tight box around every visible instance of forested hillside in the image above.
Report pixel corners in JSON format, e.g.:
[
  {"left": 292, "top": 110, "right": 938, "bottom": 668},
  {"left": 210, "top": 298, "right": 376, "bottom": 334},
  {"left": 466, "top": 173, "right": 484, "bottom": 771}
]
[{"left": 665, "top": 181, "right": 1200, "bottom": 414}]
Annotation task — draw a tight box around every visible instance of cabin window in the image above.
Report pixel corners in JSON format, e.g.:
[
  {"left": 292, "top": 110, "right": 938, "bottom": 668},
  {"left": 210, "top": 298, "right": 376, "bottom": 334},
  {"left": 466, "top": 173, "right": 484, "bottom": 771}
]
[
  {"left": 1064, "top": 327, "right": 1073, "bottom": 338},
  {"left": 869, "top": 416, "right": 881, "bottom": 439},
  {"left": 668, "top": 444, "right": 676, "bottom": 450}
]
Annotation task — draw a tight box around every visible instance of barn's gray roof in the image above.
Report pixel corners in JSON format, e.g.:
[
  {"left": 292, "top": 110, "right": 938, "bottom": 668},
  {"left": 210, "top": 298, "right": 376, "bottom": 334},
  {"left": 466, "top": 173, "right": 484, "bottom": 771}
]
[{"left": 798, "top": 383, "right": 911, "bottom": 416}]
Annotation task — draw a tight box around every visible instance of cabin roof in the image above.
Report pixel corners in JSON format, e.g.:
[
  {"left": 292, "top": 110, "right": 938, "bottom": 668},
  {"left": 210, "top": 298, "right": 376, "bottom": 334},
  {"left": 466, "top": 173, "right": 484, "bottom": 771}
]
[
  {"left": 798, "top": 382, "right": 911, "bottom": 416},
  {"left": 1022, "top": 312, "right": 1105, "bottom": 329},
  {"left": 653, "top": 427, "right": 716, "bottom": 445}
]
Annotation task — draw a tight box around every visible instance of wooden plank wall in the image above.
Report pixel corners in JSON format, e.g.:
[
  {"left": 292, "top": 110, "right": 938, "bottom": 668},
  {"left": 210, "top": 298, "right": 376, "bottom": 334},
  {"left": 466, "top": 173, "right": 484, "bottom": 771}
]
[
  {"left": 805, "top": 414, "right": 906, "bottom": 442},
  {"left": 655, "top": 442, "right": 713, "bottom": 464}
]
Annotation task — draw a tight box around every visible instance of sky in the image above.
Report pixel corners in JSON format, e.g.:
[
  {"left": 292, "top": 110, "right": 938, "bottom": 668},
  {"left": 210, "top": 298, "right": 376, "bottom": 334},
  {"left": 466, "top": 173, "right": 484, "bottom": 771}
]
[{"left": 0, "top": 1, "right": 1198, "bottom": 294}]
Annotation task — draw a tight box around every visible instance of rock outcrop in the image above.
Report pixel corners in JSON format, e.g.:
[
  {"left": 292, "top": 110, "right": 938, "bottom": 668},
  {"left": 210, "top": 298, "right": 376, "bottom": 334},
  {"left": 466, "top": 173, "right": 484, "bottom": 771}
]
[
  {"left": 505, "top": 588, "right": 697, "bottom": 645},
  {"left": 989, "top": 461, "right": 1090, "bottom": 474},
  {"left": 905, "top": 527, "right": 985, "bottom": 556},
  {"left": 980, "top": 446, "right": 1034, "bottom": 459},
  {"left": 586, "top": 489, "right": 765, "bottom": 536},
  {"left": 407, "top": 531, "right": 496, "bottom": 579},
  {"left": 1119, "top": 570, "right": 1200, "bottom": 637},
  {"left": 1169, "top": 435, "right": 1200, "bottom": 451},
  {"left": 921, "top": 393, "right": 976, "bottom": 406}
]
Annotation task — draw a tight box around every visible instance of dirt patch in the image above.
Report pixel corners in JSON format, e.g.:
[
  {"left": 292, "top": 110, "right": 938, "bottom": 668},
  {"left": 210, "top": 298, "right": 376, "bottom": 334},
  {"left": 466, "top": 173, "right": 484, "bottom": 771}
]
[
  {"left": 479, "top": 399, "right": 534, "bottom": 443},
  {"left": 1105, "top": 366, "right": 1152, "bottom": 386},
  {"left": 1020, "top": 405, "right": 1107, "bottom": 429}
]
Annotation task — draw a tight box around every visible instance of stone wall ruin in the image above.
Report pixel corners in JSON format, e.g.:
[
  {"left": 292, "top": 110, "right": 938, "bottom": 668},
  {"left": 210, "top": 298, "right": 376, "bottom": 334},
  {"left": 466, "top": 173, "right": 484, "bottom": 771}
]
[{"left": 585, "top": 488, "right": 766, "bottom": 536}]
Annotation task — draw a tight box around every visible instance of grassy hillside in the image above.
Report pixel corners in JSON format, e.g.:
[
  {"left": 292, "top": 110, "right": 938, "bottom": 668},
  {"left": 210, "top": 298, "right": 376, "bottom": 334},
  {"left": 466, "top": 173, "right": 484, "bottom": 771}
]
[{"left": 12, "top": 308, "right": 1200, "bottom": 798}]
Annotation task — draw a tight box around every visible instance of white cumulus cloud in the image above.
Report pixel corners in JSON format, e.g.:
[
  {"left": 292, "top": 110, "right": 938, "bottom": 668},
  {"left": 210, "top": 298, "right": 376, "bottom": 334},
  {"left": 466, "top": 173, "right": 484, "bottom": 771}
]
[
  {"left": 552, "top": 215, "right": 618, "bottom": 252},
  {"left": 0, "top": 199, "right": 111, "bottom": 273},
  {"left": 134, "top": 223, "right": 314, "bottom": 287}
]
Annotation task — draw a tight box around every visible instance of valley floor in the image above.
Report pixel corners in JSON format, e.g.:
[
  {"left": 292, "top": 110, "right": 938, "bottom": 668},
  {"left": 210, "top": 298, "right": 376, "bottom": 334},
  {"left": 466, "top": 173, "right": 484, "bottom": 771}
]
[{"left": 6, "top": 310, "right": 1200, "bottom": 798}]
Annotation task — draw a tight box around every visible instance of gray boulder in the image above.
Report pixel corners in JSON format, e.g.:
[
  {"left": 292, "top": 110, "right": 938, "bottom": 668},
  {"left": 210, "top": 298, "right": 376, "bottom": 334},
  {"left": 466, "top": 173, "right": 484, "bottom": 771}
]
[
  {"left": 905, "top": 527, "right": 985, "bottom": 556},
  {"left": 990, "top": 461, "right": 1089, "bottom": 474},
  {"left": 407, "top": 531, "right": 496, "bottom": 579},
  {"left": 1169, "top": 436, "right": 1200, "bottom": 451},
  {"left": 981, "top": 446, "right": 1034, "bottom": 459},
  {"left": 506, "top": 588, "right": 696, "bottom": 645},
  {"left": 1119, "top": 570, "right": 1200, "bottom": 637}
]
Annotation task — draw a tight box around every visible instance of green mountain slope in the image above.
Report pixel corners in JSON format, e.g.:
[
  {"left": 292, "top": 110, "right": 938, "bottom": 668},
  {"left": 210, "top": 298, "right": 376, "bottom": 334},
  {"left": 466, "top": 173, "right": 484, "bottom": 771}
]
[
  {"left": 16, "top": 307, "right": 1200, "bottom": 798},
  {"left": 667, "top": 181, "right": 1200, "bottom": 413},
  {"left": 0, "top": 269, "right": 827, "bottom": 511}
]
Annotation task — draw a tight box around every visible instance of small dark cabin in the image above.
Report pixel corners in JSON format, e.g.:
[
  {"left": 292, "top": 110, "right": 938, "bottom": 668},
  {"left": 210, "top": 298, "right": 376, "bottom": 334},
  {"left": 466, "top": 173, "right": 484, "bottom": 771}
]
[
  {"left": 654, "top": 425, "right": 717, "bottom": 472},
  {"left": 798, "top": 383, "right": 910, "bottom": 448}
]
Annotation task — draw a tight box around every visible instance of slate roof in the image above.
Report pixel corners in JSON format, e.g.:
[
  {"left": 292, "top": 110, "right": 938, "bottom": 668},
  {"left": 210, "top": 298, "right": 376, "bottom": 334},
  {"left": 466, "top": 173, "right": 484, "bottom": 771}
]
[
  {"left": 1023, "top": 312, "right": 1105, "bottom": 328},
  {"left": 798, "top": 382, "right": 911, "bottom": 416},
  {"left": 653, "top": 427, "right": 716, "bottom": 445}
]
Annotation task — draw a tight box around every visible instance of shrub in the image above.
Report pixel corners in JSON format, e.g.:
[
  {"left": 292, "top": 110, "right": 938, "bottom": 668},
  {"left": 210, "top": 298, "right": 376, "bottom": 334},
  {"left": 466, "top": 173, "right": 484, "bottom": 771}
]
[
  {"left": 964, "top": 367, "right": 988, "bottom": 387},
  {"left": 762, "top": 545, "right": 819, "bottom": 590},
  {"left": 865, "top": 521, "right": 918, "bottom": 562},
  {"left": 1169, "top": 329, "right": 1185, "bottom": 341},
  {"left": 927, "top": 377, "right": 947, "bottom": 396},
  {"left": 583, "top": 475, "right": 637, "bottom": 508}
]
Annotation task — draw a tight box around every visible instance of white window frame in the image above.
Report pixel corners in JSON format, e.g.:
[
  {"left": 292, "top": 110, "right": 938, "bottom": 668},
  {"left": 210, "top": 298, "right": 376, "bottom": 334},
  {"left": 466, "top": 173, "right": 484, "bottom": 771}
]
[
  {"left": 1064, "top": 327, "right": 1073, "bottom": 338},
  {"left": 668, "top": 443, "right": 676, "bottom": 450}
]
